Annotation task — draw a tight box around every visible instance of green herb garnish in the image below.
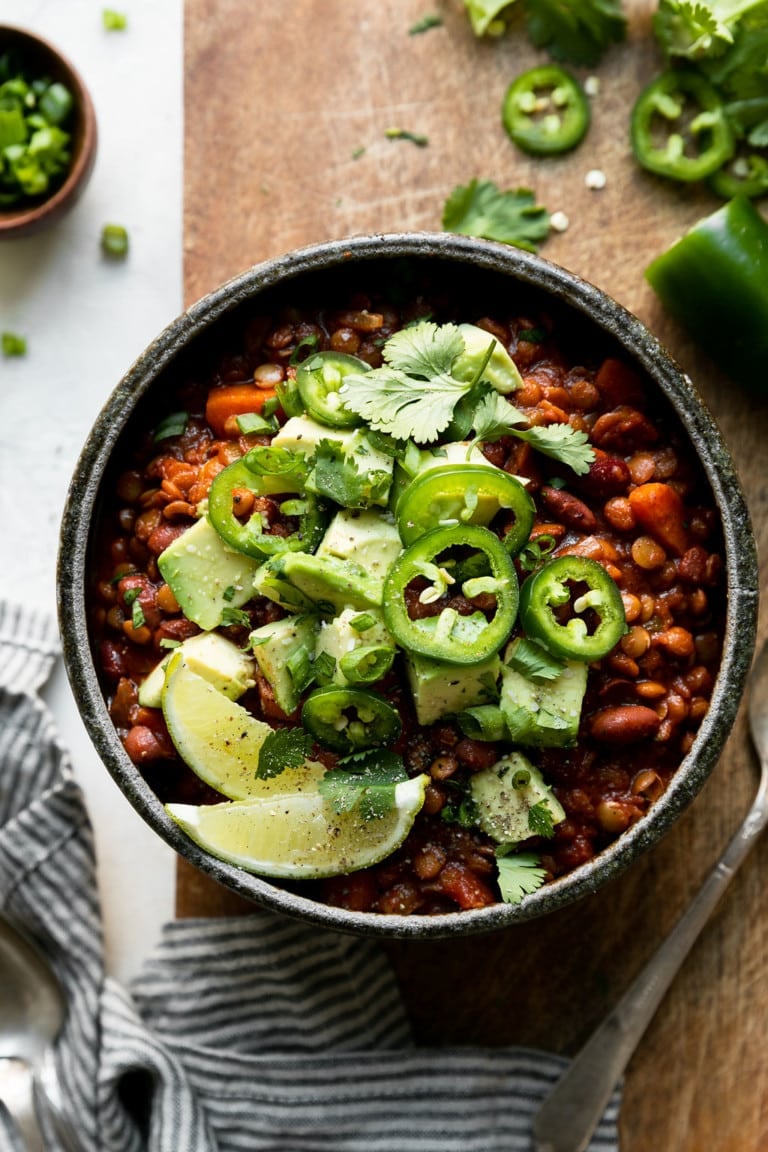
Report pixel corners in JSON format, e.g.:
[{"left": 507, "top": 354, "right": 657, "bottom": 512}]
[
  {"left": 131, "top": 599, "right": 146, "bottom": 630},
  {"left": 236, "top": 411, "right": 278, "bottom": 435},
  {"left": 221, "top": 606, "right": 251, "bottom": 628},
  {"left": 153, "top": 411, "right": 188, "bottom": 442},
  {"left": 385, "top": 127, "right": 429, "bottom": 147},
  {"left": 442, "top": 180, "right": 551, "bottom": 252},
  {"left": 256, "top": 726, "right": 314, "bottom": 779},
  {"left": 506, "top": 636, "right": 566, "bottom": 682},
  {"left": 103, "top": 9, "right": 128, "bottom": 29},
  {"left": 470, "top": 390, "right": 595, "bottom": 475},
  {"left": 496, "top": 850, "right": 548, "bottom": 904},
  {"left": 409, "top": 13, "right": 443, "bottom": 34},
  {"left": 318, "top": 749, "right": 407, "bottom": 819}
]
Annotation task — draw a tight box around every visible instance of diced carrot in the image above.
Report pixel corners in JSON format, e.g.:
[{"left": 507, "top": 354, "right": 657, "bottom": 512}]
[
  {"left": 205, "top": 384, "right": 277, "bottom": 438},
  {"left": 595, "top": 358, "right": 645, "bottom": 407},
  {"left": 628, "top": 482, "right": 689, "bottom": 557}
]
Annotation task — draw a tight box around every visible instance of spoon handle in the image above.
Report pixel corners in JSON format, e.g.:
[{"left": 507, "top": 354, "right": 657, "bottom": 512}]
[{"left": 532, "top": 782, "right": 768, "bottom": 1152}]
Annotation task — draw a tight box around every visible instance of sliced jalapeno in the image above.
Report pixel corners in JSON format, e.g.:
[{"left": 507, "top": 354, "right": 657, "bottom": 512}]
[
  {"left": 710, "top": 99, "right": 768, "bottom": 200},
  {"left": 208, "top": 457, "right": 327, "bottom": 559},
  {"left": 519, "top": 555, "right": 626, "bottom": 662},
  {"left": 296, "top": 351, "right": 369, "bottom": 428},
  {"left": 396, "top": 464, "right": 535, "bottom": 554},
  {"left": 382, "top": 524, "right": 519, "bottom": 666},
  {"left": 301, "top": 686, "right": 401, "bottom": 752},
  {"left": 502, "top": 66, "right": 590, "bottom": 156},
  {"left": 631, "top": 71, "right": 733, "bottom": 182}
]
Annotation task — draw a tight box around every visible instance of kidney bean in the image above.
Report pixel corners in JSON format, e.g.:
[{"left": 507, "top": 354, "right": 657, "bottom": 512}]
[
  {"left": 110, "top": 677, "right": 138, "bottom": 727},
  {"left": 123, "top": 724, "right": 175, "bottom": 763},
  {"left": 154, "top": 618, "right": 199, "bottom": 648},
  {"left": 539, "top": 485, "right": 597, "bottom": 533},
  {"left": 147, "top": 522, "right": 187, "bottom": 556},
  {"left": 582, "top": 453, "right": 631, "bottom": 498},
  {"left": 590, "top": 705, "right": 661, "bottom": 743},
  {"left": 455, "top": 738, "right": 499, "bottom": 771},
  {"left": 591, "top": 407, "right": 658, "bottom": 450}
]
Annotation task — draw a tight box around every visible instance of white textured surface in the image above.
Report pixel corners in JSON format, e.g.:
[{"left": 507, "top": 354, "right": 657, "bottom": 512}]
[{"left": 0, "top": 0, "right": 182, "bottom": 981}]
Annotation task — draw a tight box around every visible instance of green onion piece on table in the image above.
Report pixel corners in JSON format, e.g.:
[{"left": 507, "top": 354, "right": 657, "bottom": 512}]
[
  {"left": 1, "top": 332, "right": 27, "bottom": 357},
  {"left": 101, "top": 223, "right": 129, "bottom": 258}
]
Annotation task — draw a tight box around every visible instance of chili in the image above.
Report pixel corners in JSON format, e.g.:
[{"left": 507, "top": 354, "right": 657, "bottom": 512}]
[
  {"left": 301, "top": 686, "right": 402, "bottom": 753},
  {"left": 645, "top": 195, "right": 768, "bottom": 394},
  {"left": 296, "top": 351, "right": 368, "bottom": 428},
  {"left": 382, "top": 524, "right": 519, "bottom": 665},
  {"left": 502, "top": 65, "right": 590, "bottom": 156},
  {"left": 631, "top": 71, "right": 733, "bottom": 182},
  {"left": 519, "top": 555, "right": 626, "bottom": 662}
]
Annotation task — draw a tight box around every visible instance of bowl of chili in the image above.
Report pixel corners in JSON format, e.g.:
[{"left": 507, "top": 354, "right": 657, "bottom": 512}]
[
  {"left": 57, "top": 233, "right": 758, "bottom": 937},
  {"left": 0, "top": 26, "right": 97, "bottom": 238}
]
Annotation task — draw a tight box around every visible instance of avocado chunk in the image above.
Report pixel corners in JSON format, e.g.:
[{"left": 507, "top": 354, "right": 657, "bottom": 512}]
[
  {"left": 470, "top": 751, "right": 565, "bottom": 843},
  {"left": 271, "top": 416, "right": 394, "bottom": 507},
  {"left": 315, "top": 607, "right": 394, "bottom": 688},
  {"left": 500, "top": 659, "right": 587, "bottom": 748},
  {"left": 406, "top": 648, "right": 500, "bottom": 726},
  {"left": 138, "top": 632, "right": 256, "bottom": 708},
  {"left": 249, "top": 614, "right": 319, "bottom": 715},
  {"left": 157, "top": 516, "right": 260, "bottom": 631},
  {"left": 315, "top": 509, "right": 402, "bottom": 582},
  {"left": 452, "top": 323, "right": 523, "bottom": 394},
  {"left": 267, "top": 551, "right": 383, "bottom": 613}
]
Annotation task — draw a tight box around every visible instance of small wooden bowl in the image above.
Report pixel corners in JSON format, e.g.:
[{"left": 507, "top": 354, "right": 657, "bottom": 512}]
[{"left": 0, "top": 26, "right": 97, "bottom": 239}]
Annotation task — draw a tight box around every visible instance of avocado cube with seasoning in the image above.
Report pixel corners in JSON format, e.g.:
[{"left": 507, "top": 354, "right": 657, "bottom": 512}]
[
  {"left": 157, "top": 516, "right": 261, "bottom": 631},
  {"left": 500, "top": 659, "right": 587, "bottom": 748},
  {"left": 315, "top": 607, "right": 394, "bottom": 688},
  {"left": 315, "top": 508, "right": 402, "bottom": 580},
  {"left": 470, "top": 751, "right": 565, "bottom": 843},
  {"left": 249, "top": 615, "right": 319, "bottom": 715},
  {"left": 406, "top": 649, "right": 501, "bottom": 726},
  {"left": 138, "top": 632, "right": 256, "bottom": 708}
]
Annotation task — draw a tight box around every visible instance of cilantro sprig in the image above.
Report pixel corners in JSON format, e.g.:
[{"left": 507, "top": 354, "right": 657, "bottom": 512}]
[
  {"left": 496, "top": 850, "right": 548, "bottom": 904},
  {"left": 256, "top": 727, "right": 314, "bottom": 779},
  {"left": 470, "top": 390, "right": 595, "bottom": 475},
  {"left": 463, "top": 0, "right": 626, "bottom": 65}
]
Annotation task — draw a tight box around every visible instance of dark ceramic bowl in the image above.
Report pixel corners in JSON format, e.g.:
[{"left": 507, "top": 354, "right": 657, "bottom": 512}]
[
  {"left": 58, "top": 234, "right": 758, "bottom": 938},
  {"left": 0, "top": 26, "right": 97, "bottom": 239}
]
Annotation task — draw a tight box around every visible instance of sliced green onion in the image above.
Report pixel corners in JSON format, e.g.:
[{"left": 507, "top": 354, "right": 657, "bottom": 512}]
[
  {"left": 101, "top": 223, "right": 129, "bottom": 259},
  {"left": 153, "top": 411, "right": 188, "bottom": 442},
  {"left": 287, "top": 646, "right": 315, "bottom": 694},
  {"left": 131, "top": 600, "right": 146, "bottom": 629},
  {"left": 349, "top": 612, "right": 377, "bottom": 633},
  {"left": 39, "top": 83, "right": 73, "bottom": 126},
  {"left": 457, "top": 705, "right": 507, "bottom": 742},
  {"left": 339, "top": 645, "right": 395, "bottom": 686},
  {"left": 2, "top": 331, "right": 27, "bottom": 356},
  {"left": 312, "top": 651, "right": 337, "bottom": 684},
  {"left": 102, "top": 9, "right": 128, "bottom": 29},
  {"left": 236, "top": 411, "right": 277, "bottom": 435},
  {"left": 159, "top": 638, "right": 181, "bottom": 650}
]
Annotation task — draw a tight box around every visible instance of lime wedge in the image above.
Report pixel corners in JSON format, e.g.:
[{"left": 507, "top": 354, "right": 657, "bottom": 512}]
[
  {"left": 162, "top": 653, "right": 323, "bottom": 800},
  {"left": 166, "top": 773, "right": 428, "bottom": 879}
]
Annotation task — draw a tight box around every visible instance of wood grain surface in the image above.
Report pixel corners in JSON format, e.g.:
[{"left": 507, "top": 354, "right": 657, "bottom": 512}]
[{"left": 181, "top": 3, "right": 768, "bottom": 1148}]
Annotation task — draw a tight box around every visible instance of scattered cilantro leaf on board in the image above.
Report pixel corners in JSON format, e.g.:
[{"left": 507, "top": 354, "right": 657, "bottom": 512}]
[
  {"left": 524, "top": 0, "right": 627, "bottom": 67},
  {"left": 654, "top": 0, "right": 735, "bottom": 61},
  {"left": 442, "top": 180, "right": 551, "bottom": 253},
  {"left": 409, "top": 13, "right": 444, "bottom": 34}
]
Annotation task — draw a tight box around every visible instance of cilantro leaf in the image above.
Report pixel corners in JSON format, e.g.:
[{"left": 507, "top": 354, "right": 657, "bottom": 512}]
[
  {"left": 256, "top": 727, "right": 314, "bottom": 779},
  {"left": 464, "top": 0, "right": 519, "bottom": 36},
  {"left": 496, "top": 851, "right": 547, "bottom": 904},
  {"left": 506, "top": 636, "right": 566, "bottom": 682},
  {"left": 309, "top": 439, "right": 392, "bottom": 506},
  {"left": 654, "top": 0, "right": 735, "bottom": 60},
  {"left": 706, "top": 8, "right": 768, "bottom": 98},
  {"left": 221, "top": 606, "right": 251, "bottom": 627},
  {"left": 470, "top": 390, "right": 528, "bottom": 441},
  {"left": 442, "top": 180, "right": 551, "bottom": 253},
  {"left": 524, "top": 0, "right": 627, "bottom": 67},
  {"left": 513, "top": 422, "right": 594, "bottom": 475},
  {"left": 383, "top": 320, "right": 465, "bottom": 379},
  {"left": 339, "top": 322, "right": 473, "bottom": 443},
  {"left": 469, "top": 390, "right": 595, "bottom": 474},
  {"left": 319, "top": 750, "right": 408, "bottom": 819},
  {"left": 528, "top": 801, "right": 556, "bottom": 838}
]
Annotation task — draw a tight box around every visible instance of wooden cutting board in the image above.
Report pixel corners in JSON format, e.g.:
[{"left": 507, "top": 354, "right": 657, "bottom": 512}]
[{"left": 181, "top": 3, "right": 768, "bottom": 1148}]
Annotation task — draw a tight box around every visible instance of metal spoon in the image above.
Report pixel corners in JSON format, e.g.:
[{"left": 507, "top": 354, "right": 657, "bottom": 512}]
[
  {"left": 533, "top": 638, "right": 768, "bottom": 1152},
  {"left": 0, "top": 913, "right": 82, "bottom": 1151}
]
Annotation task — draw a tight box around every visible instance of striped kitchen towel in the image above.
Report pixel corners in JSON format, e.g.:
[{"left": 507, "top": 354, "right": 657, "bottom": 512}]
[{"left": 0, "top": 602, "right": 620, "bottom": 1152}]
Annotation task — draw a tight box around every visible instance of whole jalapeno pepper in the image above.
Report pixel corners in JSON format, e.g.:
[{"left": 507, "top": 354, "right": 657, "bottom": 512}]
[
  {"left": 502, "top": 65, "right": 590, "bottom": 156},
  {"left": 519, "top": 555, "right": 626, "bottom": 662},
  {"left": 301, "top": 685, "right": 402, "bottom": 752},
  {"left": 295, "top": 351, "right": 369, "bottom": 428},
  {"left": 645, "top": 195, "right": 768, "bottom": 394},
  {"left": 208, "top": 456, "right": 327, "bottom": 559},
  {"left": 631, "top": 70, "right": 733, "bottom": 182},
  {"left": 396, "top": 464, "right": 535, "bottom": 555},
  {"left": 382, "top": 523, "right": 519, "bottom": 666}
]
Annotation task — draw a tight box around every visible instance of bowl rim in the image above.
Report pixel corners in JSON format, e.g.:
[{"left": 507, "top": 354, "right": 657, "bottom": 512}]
[
  {"left": 57, "top": 232, "right": 759, "bottom": 938},
  {"left": 0, "top": 24, "right": 98, "bottom": 237}
]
